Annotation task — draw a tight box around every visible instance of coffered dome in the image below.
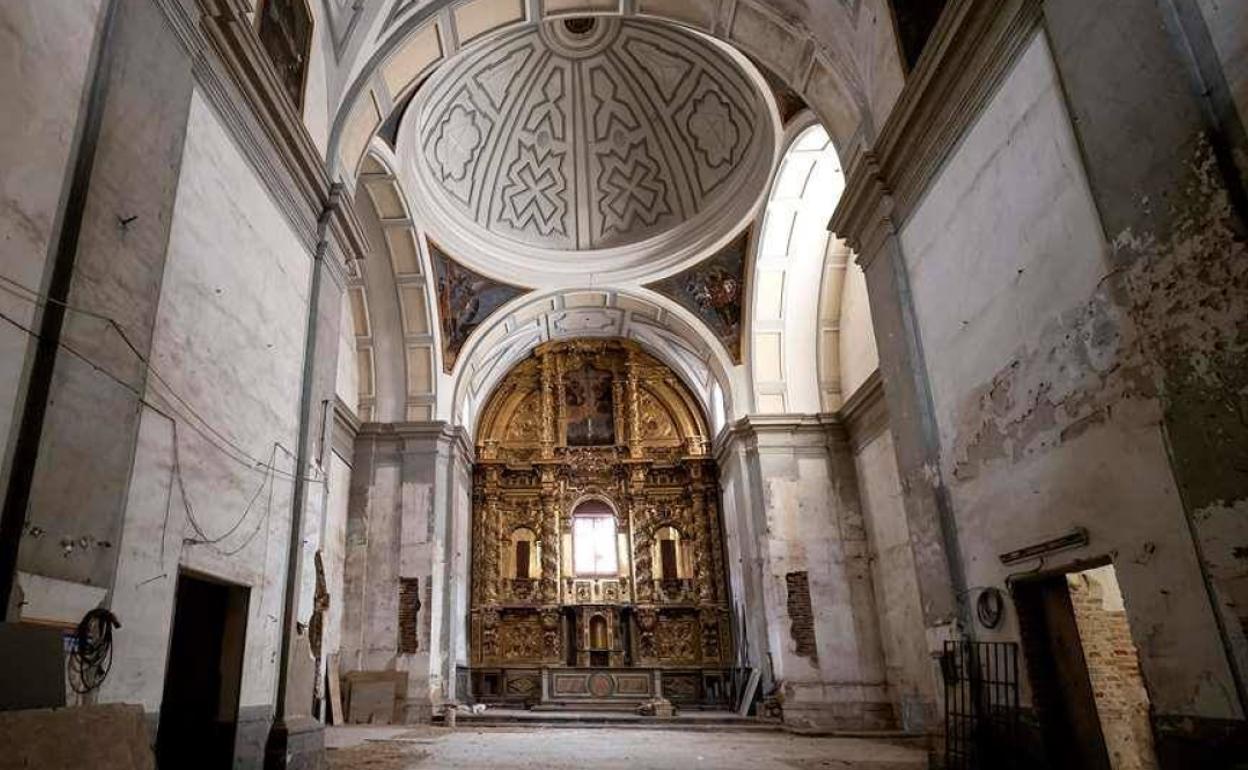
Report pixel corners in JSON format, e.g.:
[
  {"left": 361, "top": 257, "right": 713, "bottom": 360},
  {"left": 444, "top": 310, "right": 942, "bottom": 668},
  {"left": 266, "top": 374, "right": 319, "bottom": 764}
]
[{"left": 400, "top": 17, "right": 779, "bottom": 284}]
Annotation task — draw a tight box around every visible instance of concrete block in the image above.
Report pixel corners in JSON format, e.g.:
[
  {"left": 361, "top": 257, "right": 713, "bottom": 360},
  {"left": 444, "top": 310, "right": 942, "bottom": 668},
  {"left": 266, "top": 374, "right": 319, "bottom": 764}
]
[
  {"left": 0, "top": 623, "right": 65, "bottom": 711},
  {"left": 0, "top": 704, "right": 155, "bottom": 770}
]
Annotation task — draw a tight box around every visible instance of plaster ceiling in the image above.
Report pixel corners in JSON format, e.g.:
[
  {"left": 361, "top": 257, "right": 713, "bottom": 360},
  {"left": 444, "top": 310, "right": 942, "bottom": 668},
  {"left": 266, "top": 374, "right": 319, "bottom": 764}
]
[{"left": 399, "top": 16, "right": 779, "bottom": 285}]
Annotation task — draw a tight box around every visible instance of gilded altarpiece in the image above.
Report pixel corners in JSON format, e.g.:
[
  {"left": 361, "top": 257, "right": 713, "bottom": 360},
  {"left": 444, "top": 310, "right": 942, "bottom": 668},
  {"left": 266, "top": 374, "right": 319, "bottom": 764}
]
[{"left": 469, "top": 340, "right": 732, "bottom": 705}]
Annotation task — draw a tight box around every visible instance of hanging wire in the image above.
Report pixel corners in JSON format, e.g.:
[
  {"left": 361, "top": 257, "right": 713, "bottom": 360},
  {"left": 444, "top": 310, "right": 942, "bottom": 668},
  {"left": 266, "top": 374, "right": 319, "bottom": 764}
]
[
  {"left": 173, "top": 423, "right": 281, "bottom": 557},
  {"left": 67, "top": 608, "right": 120, "bottom": 694},
  {"left": 0, "top": 275, "right": 321, "bottom": 484}
]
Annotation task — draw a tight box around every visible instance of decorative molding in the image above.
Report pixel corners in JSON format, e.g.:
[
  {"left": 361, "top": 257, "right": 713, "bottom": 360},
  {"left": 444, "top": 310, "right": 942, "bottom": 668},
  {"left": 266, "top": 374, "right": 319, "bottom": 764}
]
[
  {"left": 837, "top": 369, "right": 888, "bottom": 452},
  {"left": 829, "top": 0, "right": 1043, "bottom": 265},
  {"left": 354, "top": 419, "right": 476, "bottom": 463},
  {"left": 712, "top": 412, "right": 839, "bottom": 463},
  {"left": 331, "top": 394, "right": 362, "bottom": 461}
]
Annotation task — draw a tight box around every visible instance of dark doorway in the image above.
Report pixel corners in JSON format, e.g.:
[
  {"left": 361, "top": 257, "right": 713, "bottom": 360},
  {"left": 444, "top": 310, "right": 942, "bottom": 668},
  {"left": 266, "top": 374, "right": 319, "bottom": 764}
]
[
  {"left": 1013, "top": 573, "right": 1111, "bottom": 770},
  {"left": 157, "top": 573, "right": 249, "bottom": 770}
]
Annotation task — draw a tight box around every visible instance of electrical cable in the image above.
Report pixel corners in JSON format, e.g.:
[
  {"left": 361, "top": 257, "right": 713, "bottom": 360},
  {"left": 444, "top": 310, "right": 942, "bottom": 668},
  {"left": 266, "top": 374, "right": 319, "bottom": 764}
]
[
  {"left": 68, "top": 607, "right": 120, "bottom": 694},
  {"left": 0, "top": 276, "right": 321, "bottom": 483},
  {"left": 175, "top": 427, "right": 280, "bottom": 556}
]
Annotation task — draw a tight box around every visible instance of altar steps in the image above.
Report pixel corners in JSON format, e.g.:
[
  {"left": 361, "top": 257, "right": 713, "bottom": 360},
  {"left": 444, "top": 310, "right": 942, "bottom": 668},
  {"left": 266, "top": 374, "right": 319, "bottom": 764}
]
[{"left": 438, "top": 707, "right": 782, "bottom": 731}]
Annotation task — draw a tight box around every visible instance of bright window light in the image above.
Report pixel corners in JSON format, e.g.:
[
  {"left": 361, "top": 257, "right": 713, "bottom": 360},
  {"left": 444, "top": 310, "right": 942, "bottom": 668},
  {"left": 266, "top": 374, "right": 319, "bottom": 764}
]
[{"left": 573, "top": 513, "right": 618, "bottom": 576}]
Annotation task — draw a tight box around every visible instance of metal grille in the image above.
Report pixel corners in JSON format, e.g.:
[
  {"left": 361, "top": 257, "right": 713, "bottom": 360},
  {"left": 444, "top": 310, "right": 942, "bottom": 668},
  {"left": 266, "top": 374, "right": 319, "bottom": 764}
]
[{"left": 944, "top": 641, "right": 1021, "bottom": 770}]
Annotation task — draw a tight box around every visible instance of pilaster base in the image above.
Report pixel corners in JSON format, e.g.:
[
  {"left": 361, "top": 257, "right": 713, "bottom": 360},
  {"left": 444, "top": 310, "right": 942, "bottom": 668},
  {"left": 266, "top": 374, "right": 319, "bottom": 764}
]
[
  {"left": 779, "top": 682, "right": 898, "bottom": 732},
  {"left": 263, "top": 715, "right": 324, "bottom": 770}
]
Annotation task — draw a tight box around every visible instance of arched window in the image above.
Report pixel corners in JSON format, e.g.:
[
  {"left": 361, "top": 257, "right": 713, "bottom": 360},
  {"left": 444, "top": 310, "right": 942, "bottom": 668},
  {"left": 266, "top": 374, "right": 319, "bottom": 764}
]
[
  {"left": 572, "top": 500, "right": 618, "bottom": 576},
  {"left": 257, "top": 0, "right": 313, "bottom": 110}
]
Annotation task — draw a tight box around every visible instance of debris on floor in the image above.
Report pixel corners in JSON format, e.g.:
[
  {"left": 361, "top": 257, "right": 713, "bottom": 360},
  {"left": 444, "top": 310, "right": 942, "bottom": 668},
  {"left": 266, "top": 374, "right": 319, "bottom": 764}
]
[
  {"left": 326, "top": 742, "right": 428, "bottom": 770},
  {"left": 635, "top": 697, "right": 675, "bottom": 717}
]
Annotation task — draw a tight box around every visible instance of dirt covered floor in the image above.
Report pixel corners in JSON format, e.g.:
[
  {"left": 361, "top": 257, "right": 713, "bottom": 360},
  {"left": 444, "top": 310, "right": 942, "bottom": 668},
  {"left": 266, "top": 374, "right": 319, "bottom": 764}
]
[{"left": 325, "top": 725, "right": 928, "bottom": 769}]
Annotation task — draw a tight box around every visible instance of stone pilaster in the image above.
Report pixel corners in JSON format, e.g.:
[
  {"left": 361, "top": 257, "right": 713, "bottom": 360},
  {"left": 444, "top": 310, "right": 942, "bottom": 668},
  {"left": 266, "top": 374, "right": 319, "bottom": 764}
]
[
  {"left": 715, "top": 415, "right": 893, "bottom": 730},
  {"left": 342, "top": 421, "right": 472, "bottom": 722}
]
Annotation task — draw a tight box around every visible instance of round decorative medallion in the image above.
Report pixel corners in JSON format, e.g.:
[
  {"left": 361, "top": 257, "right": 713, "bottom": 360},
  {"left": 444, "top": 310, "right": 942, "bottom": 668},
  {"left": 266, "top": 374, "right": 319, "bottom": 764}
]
[
  {"left": 400, "top": 18, "right": 778, "bottom": 284},
  {"left": 588, "top": 672, "right": 614, "bottom": 697}
]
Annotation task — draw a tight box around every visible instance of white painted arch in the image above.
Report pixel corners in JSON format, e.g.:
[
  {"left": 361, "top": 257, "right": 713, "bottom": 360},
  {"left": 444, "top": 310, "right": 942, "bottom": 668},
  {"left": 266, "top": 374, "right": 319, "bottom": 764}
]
[{"left": 445, "top": 286, "right": 745, "bottom": 440}]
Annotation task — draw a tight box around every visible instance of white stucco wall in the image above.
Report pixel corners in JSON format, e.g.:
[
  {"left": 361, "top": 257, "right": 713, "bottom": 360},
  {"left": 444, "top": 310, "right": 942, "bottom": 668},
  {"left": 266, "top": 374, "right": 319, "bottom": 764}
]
[
  {"left": 838, "top": 262, "right": 879, "bottom": 401},
  {"left": 899, "top": 31, "right": 1240, "bottom": 718},
  {"left": 303, "top": 0, "right": 332, "bottom": 158},
  {"left": 335, "top": 289, "right": 358, "bottom": 413},
  {"left": 104, "top": 89, "right": 312, "bottom": 711},
  {"left": 853, "top": 428, "right": 934, "bottom": 732},
  {"left": 0, "top": 0, "right": 104, "bottom": 501}
]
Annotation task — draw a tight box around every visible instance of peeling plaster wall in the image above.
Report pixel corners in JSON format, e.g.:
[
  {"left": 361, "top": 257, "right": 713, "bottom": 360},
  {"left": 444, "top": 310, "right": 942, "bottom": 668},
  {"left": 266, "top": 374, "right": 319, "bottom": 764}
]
[
  {"left": 899, "top": 30, "right": 1241, "bottom": 720},
  {"left": 321, "top": 450, "right": 352, "bottom": 674},
  {"left": 104, "top": 90, "right": 311, "bottom": 719},
  {"left": 0, "top": 0, "right": 103, "bottom": 504},
  {"left": 853, "top": 428, "right": 935, "bottom": 733},
  {"left": 742, "top": 421, "right": 892, "bottom": 730},
  {"left": 342, "top": 424, "right": 470, "bottom": 721}
]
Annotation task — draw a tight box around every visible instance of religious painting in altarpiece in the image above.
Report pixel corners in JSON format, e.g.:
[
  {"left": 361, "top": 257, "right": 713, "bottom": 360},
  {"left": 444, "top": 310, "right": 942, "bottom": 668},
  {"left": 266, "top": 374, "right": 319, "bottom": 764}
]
[{"left": 469, "top": 339, "right": 731, "bottom": 681}]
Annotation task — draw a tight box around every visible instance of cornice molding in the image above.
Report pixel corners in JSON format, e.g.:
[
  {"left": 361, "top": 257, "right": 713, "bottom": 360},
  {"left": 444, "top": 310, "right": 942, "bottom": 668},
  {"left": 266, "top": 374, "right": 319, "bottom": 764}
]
[
  {"left": 331, "top": 396, "right": 361, "bottom": 461},
  {"left": 830, "top": 0, "right": 1043, "bottom": 265},
  {"left": 153, "top": 0, "right": 369, "bottom": 273},
  {"left": 712, "top": 412, "right": 848, "bottom": 462},
  {"left": 356, "top": 420, "right": 476, "bottom": 463},
  {"left": 837, "top": 370, "right": 889, "bottom": 451}
]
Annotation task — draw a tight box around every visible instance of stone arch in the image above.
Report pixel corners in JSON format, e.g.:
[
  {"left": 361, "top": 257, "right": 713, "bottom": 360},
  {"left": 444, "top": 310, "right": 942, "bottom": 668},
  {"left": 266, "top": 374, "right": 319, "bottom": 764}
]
[
  {"left": 448, "top": 288, "right": 741, "bottom": 439},
  {"left": 747, "top": 114, "right": 849, "bottom": 413},
  {"left": 348, "top": 143, "right": 440, "bottom": 421},
  {"left": 326, "top": 0, "right": 901, "bottom": 186}
]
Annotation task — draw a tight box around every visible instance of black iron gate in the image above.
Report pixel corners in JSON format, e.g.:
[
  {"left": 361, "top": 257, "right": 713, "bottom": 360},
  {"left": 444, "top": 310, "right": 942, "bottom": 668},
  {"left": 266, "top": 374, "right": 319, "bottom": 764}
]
[{"left": 944, "top": 641, "right": 1021, "bottom": 770}]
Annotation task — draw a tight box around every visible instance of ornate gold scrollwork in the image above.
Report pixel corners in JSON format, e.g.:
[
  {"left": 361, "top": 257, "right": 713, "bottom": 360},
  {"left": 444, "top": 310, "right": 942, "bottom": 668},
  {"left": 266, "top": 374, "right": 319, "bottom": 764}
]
[{"left": 469, "top": 339, "right": 728, "bottom": 670}]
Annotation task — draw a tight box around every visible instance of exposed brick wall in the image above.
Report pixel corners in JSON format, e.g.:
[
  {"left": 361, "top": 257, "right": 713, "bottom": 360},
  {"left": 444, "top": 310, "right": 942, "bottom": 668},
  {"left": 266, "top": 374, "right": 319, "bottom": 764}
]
[
  {"left": 399, "top": 577, "right": 421, "bottom": 654},
  {"left": 785, "top": 571, "right": 818, "bottom": 661},
  {"left": 1067, "top": 570, "right": 1158, "bottom": 770}
]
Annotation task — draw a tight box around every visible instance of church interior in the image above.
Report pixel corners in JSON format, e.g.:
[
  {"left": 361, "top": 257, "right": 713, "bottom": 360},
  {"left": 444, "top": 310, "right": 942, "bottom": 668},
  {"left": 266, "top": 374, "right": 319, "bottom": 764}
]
[{"left": 1, "top": 0, "right": 1246, "bottom": 768}]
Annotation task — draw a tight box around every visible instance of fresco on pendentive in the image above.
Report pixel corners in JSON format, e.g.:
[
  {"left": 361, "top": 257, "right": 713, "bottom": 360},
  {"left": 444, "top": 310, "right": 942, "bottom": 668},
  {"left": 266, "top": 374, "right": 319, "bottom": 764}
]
[
  {"left": 645, "top": 228, "right": 748, "bottom": 363},
  {"left": 430, "top": 239, "right": 529, "bottom": 372}
]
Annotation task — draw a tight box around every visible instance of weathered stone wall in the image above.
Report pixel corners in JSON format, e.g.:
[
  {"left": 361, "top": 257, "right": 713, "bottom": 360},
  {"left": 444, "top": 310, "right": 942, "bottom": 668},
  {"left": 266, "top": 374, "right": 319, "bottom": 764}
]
[
  {"left": 341, "top": 423, "right": 471, "bottom": 721},
  {"left": 897, "top": 27, "right": 1241, "bottom": 731},
  {"left": 1194, "top": 0, "right": 1248, "bottom": 128},
  {"left": 717, "top": 417, "right": 893, "bottom": 730},
  {"left": 1068, "top": 566, "right": 1158, "bottom": 770},
  {"left": 13, "top": 0, "right": 194, "bottom": 595},
  {"left": 853, "top": 426, "right": 936, "bottom": 734}
]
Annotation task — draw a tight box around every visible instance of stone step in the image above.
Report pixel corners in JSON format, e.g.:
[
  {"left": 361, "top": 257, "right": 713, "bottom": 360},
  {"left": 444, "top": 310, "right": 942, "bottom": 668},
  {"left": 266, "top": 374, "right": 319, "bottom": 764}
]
[{"left": 438, "top": 707, "right": 780, "bottom": 731}]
